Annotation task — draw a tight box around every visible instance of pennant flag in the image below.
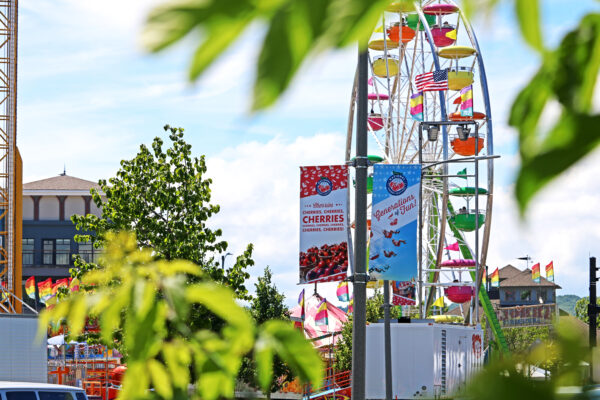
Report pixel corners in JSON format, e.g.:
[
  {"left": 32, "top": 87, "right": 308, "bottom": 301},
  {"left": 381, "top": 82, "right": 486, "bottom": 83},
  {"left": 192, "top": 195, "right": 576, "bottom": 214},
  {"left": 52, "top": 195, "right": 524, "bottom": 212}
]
[
  {"left": 457, "top": 168, "right": 467, "bottom": 179},
  {"left": 532, "top": 263, "right": 541, "bottom": 283},
  {"left": 445, "top": 29, "right": 457, "bottom": 40},
  {"left": 491, "top": 268, "right": 499, "bottom": 288},
  {"left": 368, "top": 77, "right": 374, "bottom": 86},
  {"left": 69, "top": 278, "right": 80, "bottom": 292},
  {"left": 298, "top": 289, "right": 305, "bottom": 320},
  {"left": 545, "top": 261, "right": 554, "bottom": 282},
  {"left": 453, "top": 96, "right": 462, "bottom": 105},
  {"left": 374, "top": 25, "right": 384, "bottom": 33},
  {"left": 38, "top": 278, "right": 53, "bottom": 304},
  {"left": 460, "top": 85, "right": 473, "bottom": 117},
  {"left": 410, "top": 91, "right": 424, "bottom": 121},
  {"left": 314, "top": 299, "right": 329, "bottom": 326},
  {"left": 25, "top": 276, "right": 36, "bottom": 299},
  {"left": 432, "top": 296, "right": 445, "bottom": 308},
  {"left": 415, "top": 69, "right": 448, "bottom": 92},
  {"left": 444, "top": 242, "right": 460, "bottom": 251},
  {"left": 336, "top": 281, "right": 350, "bottom": 302}
]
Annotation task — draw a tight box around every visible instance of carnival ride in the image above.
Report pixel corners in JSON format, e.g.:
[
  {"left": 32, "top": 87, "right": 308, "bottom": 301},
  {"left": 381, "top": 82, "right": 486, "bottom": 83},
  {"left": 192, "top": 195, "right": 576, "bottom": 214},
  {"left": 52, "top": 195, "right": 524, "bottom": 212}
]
[{"left": 344, "top": 0, "right": 508, "bottom": 353}]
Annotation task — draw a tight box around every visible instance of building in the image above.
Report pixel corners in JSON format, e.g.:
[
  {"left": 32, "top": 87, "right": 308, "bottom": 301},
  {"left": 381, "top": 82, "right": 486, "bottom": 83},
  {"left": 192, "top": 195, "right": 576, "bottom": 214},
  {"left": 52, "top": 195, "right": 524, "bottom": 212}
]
[
  {"left": 487, "top": 264, "right": 561, "bottom": 307},
  {"left": 21, "top": 174, "right": 103, "bottom": 309}
]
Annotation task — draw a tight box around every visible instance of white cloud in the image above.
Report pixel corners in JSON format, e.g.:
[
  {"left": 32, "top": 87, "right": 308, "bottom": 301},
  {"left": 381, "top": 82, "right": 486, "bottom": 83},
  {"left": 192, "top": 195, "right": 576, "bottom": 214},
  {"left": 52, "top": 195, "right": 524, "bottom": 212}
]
[{"left": 486, "top": 149, "right": 600, "bottom": 296}]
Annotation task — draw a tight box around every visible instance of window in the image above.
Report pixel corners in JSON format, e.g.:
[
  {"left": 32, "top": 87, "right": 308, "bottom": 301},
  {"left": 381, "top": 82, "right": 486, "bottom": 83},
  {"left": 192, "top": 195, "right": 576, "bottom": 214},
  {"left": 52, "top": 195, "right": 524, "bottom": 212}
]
[
  {"left": 6, "top": 392, "right": 37, "bottom": 400},
  {"left": 39, "top": 392, "right": 74, "bottom": 400},
  {"left": 504, "top": 289, "right": 515, "bottom": 301},
  {"left": 23, "top": 238, "right": 34, "bottom": 265},
  {"left": 43, "top": 239, "right": 54, "bottom": 265},
  {"left": 520, "top": 289, "right": 531, "bottom": 301},
  {"left": 75, "top": 393, "right": 87, "bottom": 400},
  {"left": 42, "top": 239, "right": 71, "bottom": 265},
  {"left": 539, "top": 289, "right": 547, "bottom": 303},
  {"left": 55, "top": 239, "right": 71, "bottom": 265},
  {"left": 78, "top": 241, "right": 102, "bottom": 263}
]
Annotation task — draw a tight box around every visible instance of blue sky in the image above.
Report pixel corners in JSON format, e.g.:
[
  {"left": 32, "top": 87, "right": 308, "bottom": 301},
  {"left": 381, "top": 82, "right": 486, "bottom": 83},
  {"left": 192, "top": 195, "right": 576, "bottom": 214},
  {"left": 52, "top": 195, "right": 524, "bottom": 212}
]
[{"left": 18, "top": 1, "right": 600, "bottom": 305}]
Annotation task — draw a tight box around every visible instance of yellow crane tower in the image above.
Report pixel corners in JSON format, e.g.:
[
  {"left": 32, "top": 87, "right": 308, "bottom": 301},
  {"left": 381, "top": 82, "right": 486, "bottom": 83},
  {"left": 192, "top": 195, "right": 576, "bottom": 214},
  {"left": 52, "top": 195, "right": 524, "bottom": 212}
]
[{"left": 0, "top": 0, "right": 24, "bottom": 314}]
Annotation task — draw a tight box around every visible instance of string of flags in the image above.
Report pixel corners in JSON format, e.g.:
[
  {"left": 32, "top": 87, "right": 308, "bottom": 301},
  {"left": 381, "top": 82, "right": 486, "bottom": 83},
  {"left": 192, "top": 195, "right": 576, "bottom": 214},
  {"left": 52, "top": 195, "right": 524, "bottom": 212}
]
[{"left": 25, "top": 276, "right": 80, "bottom": 307}]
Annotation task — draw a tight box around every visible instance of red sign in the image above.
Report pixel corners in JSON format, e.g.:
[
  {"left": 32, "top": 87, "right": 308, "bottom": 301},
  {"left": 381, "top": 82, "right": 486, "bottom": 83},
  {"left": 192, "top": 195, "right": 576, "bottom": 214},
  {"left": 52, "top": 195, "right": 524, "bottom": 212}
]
[
  {"left": 496, "top": 304, "right": 556, "bottom": 327},
  {"left": 299, "top": 166, "right": 349, "bottom": 284}
]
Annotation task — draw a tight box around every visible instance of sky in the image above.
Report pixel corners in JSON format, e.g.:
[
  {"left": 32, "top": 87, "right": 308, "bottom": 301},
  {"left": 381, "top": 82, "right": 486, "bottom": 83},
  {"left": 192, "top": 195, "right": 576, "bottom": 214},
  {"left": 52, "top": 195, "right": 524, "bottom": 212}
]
[{"left": 17, "top": 0, "right": 600, "bottom": 307}]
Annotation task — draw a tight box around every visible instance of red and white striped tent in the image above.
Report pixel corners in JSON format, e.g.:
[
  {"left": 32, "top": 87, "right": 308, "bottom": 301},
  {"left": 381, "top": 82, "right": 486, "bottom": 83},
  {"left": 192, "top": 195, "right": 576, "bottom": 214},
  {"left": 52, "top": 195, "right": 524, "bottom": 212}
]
[{"left": 290, "top": 293, "right": 348, "bottom": 348}]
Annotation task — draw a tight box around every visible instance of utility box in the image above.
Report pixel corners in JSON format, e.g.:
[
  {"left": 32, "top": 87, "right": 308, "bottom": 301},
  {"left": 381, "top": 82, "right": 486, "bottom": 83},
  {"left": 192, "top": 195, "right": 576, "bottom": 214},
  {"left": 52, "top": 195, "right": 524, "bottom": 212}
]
[
  {"left": 365, "top": 322, "right": 484, "bottom": 399},
  {"left": 0, "top": 314, "right": 47, "bottom": 382}
]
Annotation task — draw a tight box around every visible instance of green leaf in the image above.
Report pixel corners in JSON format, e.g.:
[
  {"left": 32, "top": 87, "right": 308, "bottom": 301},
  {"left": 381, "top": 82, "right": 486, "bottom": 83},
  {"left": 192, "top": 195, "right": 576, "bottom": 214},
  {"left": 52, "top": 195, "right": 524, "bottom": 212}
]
[
  {"left": 258, "top": 320, "right": 323, "bottom": 386},
  {"left": 252, "top": 0, "right": 329, "bottom": 110},
  {"left": 515, "top": 111, "right": 600, "bottom": 213},
  {"left": 185, "top": 283, "right": 253, "bottom": 330},
  {"left": 514, "top": 0, "right": 544, "bottom": 52},
  {"left": 254, "top": 332, "right": 274, "bottom": 391},
  {"left": 67, "top": 295, "right": 88, "bottom": 337},
  {"left": 148, "top": 359, "right": 173, "bottom": 399}
]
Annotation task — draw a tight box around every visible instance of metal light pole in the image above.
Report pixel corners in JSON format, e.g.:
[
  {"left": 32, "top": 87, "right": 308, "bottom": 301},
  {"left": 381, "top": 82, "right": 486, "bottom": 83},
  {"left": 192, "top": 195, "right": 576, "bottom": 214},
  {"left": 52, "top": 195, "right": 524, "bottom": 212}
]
[
  {"left": 383, "top": 281, "right": 392, "bottom": 400},
  {"left": 351, "top": 46, "right": 368, "bottom": 400},
  {"left": 221, "top": 252, "right": 233, "bottom": 269}
]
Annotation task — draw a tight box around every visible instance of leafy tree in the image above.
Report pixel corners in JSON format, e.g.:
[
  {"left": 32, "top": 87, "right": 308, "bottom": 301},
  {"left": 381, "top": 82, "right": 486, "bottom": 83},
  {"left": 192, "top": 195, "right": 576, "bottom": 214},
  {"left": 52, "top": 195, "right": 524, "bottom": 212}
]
[
  {"left": 142, "top": 0, "right": 600, "bottom": 213},
  {"left": 574, "top": 296, "right": 600, "bottom": 324},
  {"left": 239, "top": 267, "right": 292, "bottom": 395},
  {"left": 71, "top": 125, "right": 253, "bottom": 332},
  {"left": 334, "top": 291, "right": 402, "bottom": 371},
  {"left": 42, "top": 232, "right": 323, "bottom": 400},
  {"left": 502, "top": 326, "right": 552, "bottom": 356}
]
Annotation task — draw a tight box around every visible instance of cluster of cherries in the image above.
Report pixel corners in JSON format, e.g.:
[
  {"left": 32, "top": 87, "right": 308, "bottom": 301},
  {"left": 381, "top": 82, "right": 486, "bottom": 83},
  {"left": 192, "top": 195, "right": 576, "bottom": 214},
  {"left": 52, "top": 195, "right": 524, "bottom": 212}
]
[{"left": 300, "top": 242, "right": 348, "bottom": 281}]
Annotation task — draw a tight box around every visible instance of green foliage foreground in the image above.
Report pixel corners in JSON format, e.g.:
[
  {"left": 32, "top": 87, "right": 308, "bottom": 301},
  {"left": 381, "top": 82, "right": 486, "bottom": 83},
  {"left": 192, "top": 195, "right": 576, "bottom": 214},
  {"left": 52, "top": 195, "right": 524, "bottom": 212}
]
[{"left": 41, "top": 232, "right": 323, "bottom": 400}]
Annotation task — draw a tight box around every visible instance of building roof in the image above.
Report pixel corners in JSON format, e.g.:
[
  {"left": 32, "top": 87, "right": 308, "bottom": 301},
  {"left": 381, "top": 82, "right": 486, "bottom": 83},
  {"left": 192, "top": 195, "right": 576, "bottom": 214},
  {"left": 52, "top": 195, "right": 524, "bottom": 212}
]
[
  {"left": 23, "top": 174, "right": 101, "bottom": 192},
  {"left": 499, "top": 264, "right": 522, "bottom": 280},
  {"left": 500, "top": 266, "right": 561, "bottom": 289}
]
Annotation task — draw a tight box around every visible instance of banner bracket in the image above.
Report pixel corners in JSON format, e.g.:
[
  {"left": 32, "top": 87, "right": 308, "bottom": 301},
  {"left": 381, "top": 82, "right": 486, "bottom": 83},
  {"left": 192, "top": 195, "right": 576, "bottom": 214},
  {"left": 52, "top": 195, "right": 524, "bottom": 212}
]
[
  {"left": 348, "top": 156, "right": 373, "bottom": 169},
  {"left": 348, "top": 273, "right": 370, "bottom": 284}
]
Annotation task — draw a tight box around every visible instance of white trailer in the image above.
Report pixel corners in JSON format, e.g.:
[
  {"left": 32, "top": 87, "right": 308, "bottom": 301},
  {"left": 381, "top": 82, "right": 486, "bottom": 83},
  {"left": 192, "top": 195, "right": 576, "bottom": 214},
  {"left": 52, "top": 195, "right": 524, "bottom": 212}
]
[
  {"left": 0, "top": 314, "right": 47, "bottom": 382},
  {"left": 365, "top": 322, "right": 484, "bottom": 399}
]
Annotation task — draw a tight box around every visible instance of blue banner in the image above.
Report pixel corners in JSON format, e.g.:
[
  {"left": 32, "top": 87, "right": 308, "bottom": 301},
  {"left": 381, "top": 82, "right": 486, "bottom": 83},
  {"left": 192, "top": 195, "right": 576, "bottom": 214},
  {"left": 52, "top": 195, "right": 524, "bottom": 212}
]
[{"left": 369, "top": 164, "right": 421, "bottom": 282}]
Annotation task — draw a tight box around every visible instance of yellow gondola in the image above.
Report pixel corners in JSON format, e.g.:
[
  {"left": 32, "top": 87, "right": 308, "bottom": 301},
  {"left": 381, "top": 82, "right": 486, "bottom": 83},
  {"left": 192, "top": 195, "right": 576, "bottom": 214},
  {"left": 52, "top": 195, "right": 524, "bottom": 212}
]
[
  {"left": 438, "top": 45, "right": 477, "bottom": 59},
  {"left": 448, "top": 67, "right": 474, "bottom": 90},
  {"left": 368, "top": 39, "right": 400, "bottom": 51},
  {"left": 372, "top": 57, "right": 399, "bottom": 77}
]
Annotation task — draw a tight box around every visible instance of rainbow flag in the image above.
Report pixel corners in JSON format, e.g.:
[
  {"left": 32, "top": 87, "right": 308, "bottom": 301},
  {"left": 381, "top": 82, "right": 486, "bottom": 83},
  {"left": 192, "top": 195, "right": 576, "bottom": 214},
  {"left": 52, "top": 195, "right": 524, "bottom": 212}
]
[
  {"left": 410, "top": 91, "right": 423, "bottom": 121},
  {"left": 298, "top": 289, "right": 305, "bottom": 321},
  {"left": 482, "top": 270, "right": 487, "bottom": 285},
  {"left": 545, "top": 261, "right": 554, "bottom": 282},
  {"left": 460, "top": 85, "right": 473, "bottom": 117},
  {"left": 491, "top": 268, "right": 499, "bottom": 288},
  {"left": 314, "top": 299, "right": 329, "bottom": 326},
  {"left": 38, "top": 278, "right": 53, "bottom": 304},
  {"left": 53, "top": 278, "right": 69, "bottom": 296},
  {"left": 532, "top": 263, "right": 541, "bottom": 283},
  {"left": 348, "top": 295, "right": 354, "bottom": 313},
  {"left": 69, "top": 278, "right": 80, "bottom": 292},
  {"left": 25, "top": 276, "right": 36, "bottom": 299},
  {"left": 336, "top": 281, "right": 349, "bottom": 302}
]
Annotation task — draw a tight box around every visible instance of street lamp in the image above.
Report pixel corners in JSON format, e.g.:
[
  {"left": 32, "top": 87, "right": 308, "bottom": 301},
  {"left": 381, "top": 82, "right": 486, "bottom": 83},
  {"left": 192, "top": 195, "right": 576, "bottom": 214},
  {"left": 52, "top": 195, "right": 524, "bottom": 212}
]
[{"left": 221, "top": 252, "right": 233, "bottom": 269}]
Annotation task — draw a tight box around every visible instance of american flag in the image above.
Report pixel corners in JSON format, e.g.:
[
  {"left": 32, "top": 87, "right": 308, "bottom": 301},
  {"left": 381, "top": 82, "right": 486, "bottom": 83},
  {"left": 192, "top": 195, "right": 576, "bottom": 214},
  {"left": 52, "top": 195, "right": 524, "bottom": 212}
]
[{"left": 415, "top": 69, "right": 448, "bottom": 91}]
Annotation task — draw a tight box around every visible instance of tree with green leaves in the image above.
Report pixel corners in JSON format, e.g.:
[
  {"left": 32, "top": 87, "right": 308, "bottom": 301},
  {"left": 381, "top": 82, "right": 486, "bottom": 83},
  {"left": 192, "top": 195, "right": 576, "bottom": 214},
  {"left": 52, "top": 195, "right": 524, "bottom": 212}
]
[
  {"left": 142, "top": 0, "right": 600, "bottom": 214},
  {"left": 239, "top": 267, "right": 292, "bottom": 396},
  {"left": 43, "top": 232, "right": 322, "bottom": 400},
  {"left": 71, "top": 125, "right": 253, "bottom": 333},
  {"left": 334, "top": 291, "right": 402, "bottom": 371},
  {"left": 574, "top": 296, "right": 600, "bottom": 324}
]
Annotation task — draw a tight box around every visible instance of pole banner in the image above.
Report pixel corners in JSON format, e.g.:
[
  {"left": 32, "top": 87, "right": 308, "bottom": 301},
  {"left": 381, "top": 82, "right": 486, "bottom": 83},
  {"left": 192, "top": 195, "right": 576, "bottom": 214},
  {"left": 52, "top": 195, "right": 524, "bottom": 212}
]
[
  {"left": 391, "top": 281, "right": 416, "bottom": 305},
  {"left": 369, "top": 164, "right": 420, "bottom": 281},
  {"left": 299, "top": 165, "right": 349, "bottom": 284}
]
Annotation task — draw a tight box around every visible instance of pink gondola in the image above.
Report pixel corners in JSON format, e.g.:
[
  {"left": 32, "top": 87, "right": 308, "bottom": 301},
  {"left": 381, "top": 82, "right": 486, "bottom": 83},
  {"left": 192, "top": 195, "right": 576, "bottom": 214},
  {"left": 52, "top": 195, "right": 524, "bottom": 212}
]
[
  {"left": 368, "top": 93, "right": 390, "bottom": 100},
  {"left": 445, "top": 286, "right": 474, "bottom": 303},
  {"left": 440, "top": 259, "right": 476, "bottom": 268},
  {"left": 430, "top": 24, "right": 456, "bottom": 47}
]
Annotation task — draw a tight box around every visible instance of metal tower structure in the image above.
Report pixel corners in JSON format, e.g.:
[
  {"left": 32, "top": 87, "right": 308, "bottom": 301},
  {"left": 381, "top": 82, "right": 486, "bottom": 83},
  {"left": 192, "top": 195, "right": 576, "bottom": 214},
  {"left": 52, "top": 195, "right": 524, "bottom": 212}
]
[{"left": 0, "top": 0, "right": 24, "bottom": 314}]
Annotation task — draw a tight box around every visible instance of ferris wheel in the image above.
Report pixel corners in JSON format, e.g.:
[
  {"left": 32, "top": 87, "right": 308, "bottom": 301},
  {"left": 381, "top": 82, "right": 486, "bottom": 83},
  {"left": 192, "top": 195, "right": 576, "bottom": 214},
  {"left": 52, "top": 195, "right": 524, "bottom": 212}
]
[{"left": 345, "top": 0, "right": 503, "bottom": 340}]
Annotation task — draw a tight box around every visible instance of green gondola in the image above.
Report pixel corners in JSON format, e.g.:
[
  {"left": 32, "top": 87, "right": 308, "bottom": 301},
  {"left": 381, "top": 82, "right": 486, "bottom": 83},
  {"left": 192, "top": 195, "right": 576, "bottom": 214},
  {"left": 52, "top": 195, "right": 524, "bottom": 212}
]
[
  {"left": 451, "top": 213, "right": 485, "bottom": 232},
  {"left": 351, "top": 155, "right": 383, "bottom": 194},
  {"left": 449, "top": 187, "right": 488, "bottom": 196},
  {"left": 406, "top": 14, "right": 436, "bottom": 31}
]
